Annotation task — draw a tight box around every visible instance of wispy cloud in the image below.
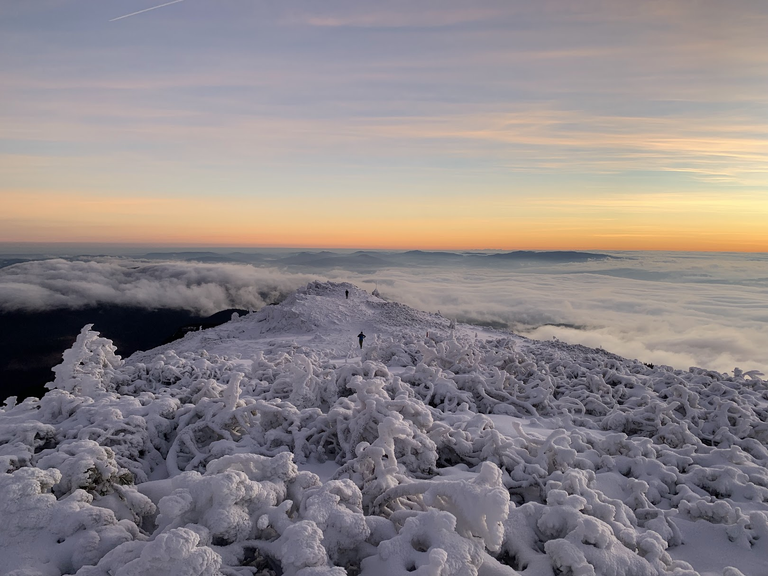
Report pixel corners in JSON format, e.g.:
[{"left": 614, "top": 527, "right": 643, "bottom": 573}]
[
  {"left": 3, "top": 95, "right": 767, "bottom": 185},
  {"left": 298, "top": 6, "right": 509, "bottom": 29}
]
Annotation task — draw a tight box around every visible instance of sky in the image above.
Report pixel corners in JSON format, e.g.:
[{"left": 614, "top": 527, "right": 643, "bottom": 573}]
[{"left": 1, "top": 0, "right": 767, "bottom": 250}]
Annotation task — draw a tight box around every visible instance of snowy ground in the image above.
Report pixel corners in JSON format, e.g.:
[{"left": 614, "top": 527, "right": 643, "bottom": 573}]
[{"left": 1, "top": 282, "right": 767, "bottom": 576}]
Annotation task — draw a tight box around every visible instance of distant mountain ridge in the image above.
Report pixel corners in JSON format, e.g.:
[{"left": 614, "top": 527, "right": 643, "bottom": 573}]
[
  {"left": 134, "top": 249, "right": 617, "bottom": 268},
  {"left": 485, "top": 250, "right": 612, "bottom": 262}
]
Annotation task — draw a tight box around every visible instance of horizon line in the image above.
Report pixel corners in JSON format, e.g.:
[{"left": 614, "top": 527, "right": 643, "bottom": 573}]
[{"left": 0, "top": 241, "right": 766, "bottom": 255}]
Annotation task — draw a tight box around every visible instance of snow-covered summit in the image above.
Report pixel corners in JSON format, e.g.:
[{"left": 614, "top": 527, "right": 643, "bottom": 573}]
[
  {"left": 1, "top": 282, "right": 767, "bottom": 576},
  {"left": 135, "top": 280, "right": 455, "bottom": 358}
]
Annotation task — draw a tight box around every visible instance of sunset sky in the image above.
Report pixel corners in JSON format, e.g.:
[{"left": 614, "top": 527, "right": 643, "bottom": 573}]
[{"left": 2, "top": 0, "right": 767, "bottom": 250}]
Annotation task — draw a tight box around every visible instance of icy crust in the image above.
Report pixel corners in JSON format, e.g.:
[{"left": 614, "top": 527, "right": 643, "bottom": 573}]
[{"left": 1, "top": 283, "right": 767, "bottom": 575}]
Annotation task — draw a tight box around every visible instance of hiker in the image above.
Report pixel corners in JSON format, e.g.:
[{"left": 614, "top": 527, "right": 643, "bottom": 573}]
[
  {"left": 345, "top": 289, "right": 349, "bottom": 299},
  {"left": 358, "top": 331, "right": 366, "bottom": 349}
]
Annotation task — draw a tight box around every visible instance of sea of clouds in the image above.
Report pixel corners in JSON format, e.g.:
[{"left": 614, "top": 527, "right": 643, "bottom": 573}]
[{"left": 1, "top": 251, "right": 766, "bottom": 375}]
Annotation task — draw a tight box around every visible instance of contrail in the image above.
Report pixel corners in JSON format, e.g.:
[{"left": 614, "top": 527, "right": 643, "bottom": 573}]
[{"left": 110, "top": 0, "right": 185, "bottom": 22}]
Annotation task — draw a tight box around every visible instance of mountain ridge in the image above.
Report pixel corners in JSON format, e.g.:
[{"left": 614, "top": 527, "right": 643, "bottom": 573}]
[{"left": 1, "top": 281, "right": 766, "bottom": 576}]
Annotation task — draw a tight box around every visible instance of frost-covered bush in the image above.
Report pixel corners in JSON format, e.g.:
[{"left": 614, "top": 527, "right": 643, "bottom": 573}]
[
  {"left": 36, "top": 439, "right": 132, "bottom": 496},
  {"left": 2, "top": 282, "right": 767, "bottom": 576},
  {"left": 0, "top": 467, "right": 140, "bottom": 575},
  {"left": 361, "top": 510, "right": 486, "bottom": 576},
  {"left": 48, "top": 324, "right": 125, "bottom": 396},
  {"left": 76, "top": 526, "right": 222, "bottom": 576}
]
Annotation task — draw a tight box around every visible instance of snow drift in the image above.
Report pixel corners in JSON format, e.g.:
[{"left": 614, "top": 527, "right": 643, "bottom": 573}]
[{"left": 1, "top": 282, "right": 766, "bottom": 576}]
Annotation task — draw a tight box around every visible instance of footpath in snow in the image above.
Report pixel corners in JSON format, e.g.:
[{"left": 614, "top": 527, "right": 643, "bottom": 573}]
[{"left": 1, "top": 281, "right": 767, "bottom": 576}]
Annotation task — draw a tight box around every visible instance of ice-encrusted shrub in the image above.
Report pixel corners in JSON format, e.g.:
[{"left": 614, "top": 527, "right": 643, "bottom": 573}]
[
  {"left": 327, "top": 375, "right": 437, "bottom": 475},
  {"left": 76, "top": 526, "right": 222, "bottom": 576},
  {"left": 299, "top": 479, "right": 371, "bottom": 565},
  {"left": 0, "top": 467, "right": 140, "bottom": 575},
  {"left": 258, "top": 353, "right": 324, "bottom": 409},
  {"left": 502, "top": 495, "right": 692, "bottom": 576},
  {"left": 46, "top": 394, "right": 165, "bottom": 484},
  {"left": 152, "top": 453, "right": 302, "bottom": 544},
  {"left": 269, "top": 521, "right": 345, "bottom": 576},
  {"left": 0, "top": 413, "right": 56, "bottom": 472},
  {"left": 404, "top": 362, "right": 477, "bottom": 412},
  {"left": 360, "top": 510, "right": 486, "bottom": 576},
  {"left": 136, "top": 451, "right": 355, "bottom": 574},
  {"left": 48, "top": 324, "right": 124, "bottom": 396},
  {"left": 361, "top": 336, "right": 419, "bottom": 368},
  {"left": 373, "top": 462, "right": 509, "bottom": 551},
  {"left": 35, "top": 439, "right": 133, "bottom": 496},
  {"left": 333, "top": 416, "right": 422, "bottom": 513}
]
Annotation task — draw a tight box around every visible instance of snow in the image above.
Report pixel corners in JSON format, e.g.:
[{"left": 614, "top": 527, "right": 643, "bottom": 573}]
[{"left": 1, "top": 281, "right": 767, "bottom": 575}]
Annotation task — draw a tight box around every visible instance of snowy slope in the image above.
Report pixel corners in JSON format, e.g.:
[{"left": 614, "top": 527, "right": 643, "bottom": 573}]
[{"left": 1, "top": 281, "right": 767, "bottom": 576}]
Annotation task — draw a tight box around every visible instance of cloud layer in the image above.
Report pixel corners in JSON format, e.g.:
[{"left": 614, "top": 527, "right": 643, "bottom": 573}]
[
  {"left": 1, "top": 252, "right": 767, "bottom": 375},
  {"left": 288, "top": 250, "right": 763, "bottom": 377},
  {"left": 0, "top": 258, "right": 313, "bottom": 315}
]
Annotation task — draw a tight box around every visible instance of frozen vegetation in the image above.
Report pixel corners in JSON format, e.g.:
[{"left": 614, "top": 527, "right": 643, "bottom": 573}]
[{"left": 1, "top": 282, "right": 767, "bottom": 576}]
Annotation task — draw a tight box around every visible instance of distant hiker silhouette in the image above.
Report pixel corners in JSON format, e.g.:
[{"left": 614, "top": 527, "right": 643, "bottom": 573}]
[
  {"left": 345, "top": 289, "right": 349, "bottom": 299},
  {"left": 358, "top": 331, "right": 366, "bottom": 348}
]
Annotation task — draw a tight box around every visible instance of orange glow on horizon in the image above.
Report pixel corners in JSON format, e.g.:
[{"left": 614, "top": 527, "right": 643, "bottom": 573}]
[{"left": 2, "top": 190, "right": 767, "bottom": 253}]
